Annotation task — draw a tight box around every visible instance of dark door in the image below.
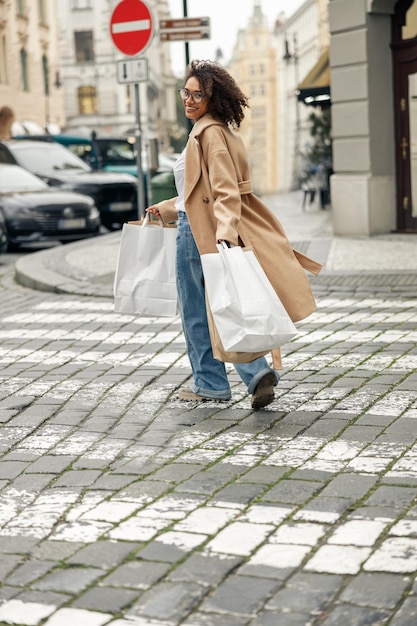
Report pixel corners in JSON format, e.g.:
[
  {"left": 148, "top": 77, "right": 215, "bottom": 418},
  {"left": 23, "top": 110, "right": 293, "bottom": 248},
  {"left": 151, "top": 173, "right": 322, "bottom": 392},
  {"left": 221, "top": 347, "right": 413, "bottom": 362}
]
[{"left": 392, "top": 1, "right": 417, "bottom": 231}]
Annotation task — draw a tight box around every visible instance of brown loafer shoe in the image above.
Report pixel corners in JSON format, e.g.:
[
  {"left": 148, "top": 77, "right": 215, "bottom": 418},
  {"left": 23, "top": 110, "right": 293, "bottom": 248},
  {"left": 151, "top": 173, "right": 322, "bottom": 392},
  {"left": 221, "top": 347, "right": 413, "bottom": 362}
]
[
  {"left": 251, "top": 372, "right": 276, "bottom": 409},
  {"left": 178, "top": 387, "right": 230, "bottom": 402}
]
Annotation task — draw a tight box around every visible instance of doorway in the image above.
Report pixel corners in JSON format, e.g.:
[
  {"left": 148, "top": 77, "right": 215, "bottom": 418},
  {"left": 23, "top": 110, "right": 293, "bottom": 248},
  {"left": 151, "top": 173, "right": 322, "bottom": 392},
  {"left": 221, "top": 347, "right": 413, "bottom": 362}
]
[{"left": 392, "top": 0, "right": 417, "bottom": 231}]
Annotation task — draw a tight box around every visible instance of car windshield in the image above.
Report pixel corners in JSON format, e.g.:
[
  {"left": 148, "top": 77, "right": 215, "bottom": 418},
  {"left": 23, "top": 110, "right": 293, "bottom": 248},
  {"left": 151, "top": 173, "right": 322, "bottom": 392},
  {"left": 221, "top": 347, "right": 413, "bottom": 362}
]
[
  {"left": 13, "top": 143, "right": 91, "bottom": 173},
  {"left": 98, "top": 139, "right": 136, "bottom": 163},
  {"left": 0, "top": 165, "right": 48, "bottom": 193}
]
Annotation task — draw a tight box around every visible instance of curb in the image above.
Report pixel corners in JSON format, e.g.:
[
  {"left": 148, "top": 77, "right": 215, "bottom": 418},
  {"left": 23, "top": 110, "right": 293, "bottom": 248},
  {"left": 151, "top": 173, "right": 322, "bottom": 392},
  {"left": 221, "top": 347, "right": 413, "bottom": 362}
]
[{"left": 14, "top": 232, "right": 120, "bottom": 297}]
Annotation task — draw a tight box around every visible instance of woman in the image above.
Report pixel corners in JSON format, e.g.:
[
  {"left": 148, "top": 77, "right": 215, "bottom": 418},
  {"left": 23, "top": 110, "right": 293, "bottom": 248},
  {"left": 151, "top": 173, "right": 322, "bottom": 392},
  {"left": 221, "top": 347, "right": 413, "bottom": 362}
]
[{"left": 147, "top": 60, "right": 321, "bottom": 409}]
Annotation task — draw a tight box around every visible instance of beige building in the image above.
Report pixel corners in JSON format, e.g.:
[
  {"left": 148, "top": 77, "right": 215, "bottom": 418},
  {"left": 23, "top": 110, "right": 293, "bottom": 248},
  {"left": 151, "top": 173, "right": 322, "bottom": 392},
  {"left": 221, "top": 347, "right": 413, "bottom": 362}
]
[
  {"left": 226, "top": 0, "right": 331, "bottom": 194},
  {"left": 228, "top": 2, "right": 278, "bottom": 194},
  {"left": 0, "top": 0, "right": 64, "bottom": 131}
]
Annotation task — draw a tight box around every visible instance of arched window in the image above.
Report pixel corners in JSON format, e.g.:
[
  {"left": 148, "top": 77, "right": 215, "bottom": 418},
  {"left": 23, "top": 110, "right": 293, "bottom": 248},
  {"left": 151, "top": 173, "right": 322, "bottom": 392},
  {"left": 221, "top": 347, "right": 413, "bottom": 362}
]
[
  {"left": 20, "top": 48, "right": 29, "bottom": 91},
  {"left": 78, "top": 85, "right": 98, "bottom": 114}
]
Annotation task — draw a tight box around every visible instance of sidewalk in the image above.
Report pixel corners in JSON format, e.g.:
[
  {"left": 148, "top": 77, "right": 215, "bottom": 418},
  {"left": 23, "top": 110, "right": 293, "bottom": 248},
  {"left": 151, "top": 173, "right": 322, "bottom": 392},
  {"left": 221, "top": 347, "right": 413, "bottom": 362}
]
[{"left": 14, "top": 190, "right": 417, "bottom": 297}]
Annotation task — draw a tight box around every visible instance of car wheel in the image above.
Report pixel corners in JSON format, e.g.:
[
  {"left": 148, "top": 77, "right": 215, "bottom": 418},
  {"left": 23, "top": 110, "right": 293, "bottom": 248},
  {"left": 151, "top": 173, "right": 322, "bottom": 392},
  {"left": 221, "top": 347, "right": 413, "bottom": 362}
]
[{"left": 6, "top": 241, "right": 20, "bottom": 253}]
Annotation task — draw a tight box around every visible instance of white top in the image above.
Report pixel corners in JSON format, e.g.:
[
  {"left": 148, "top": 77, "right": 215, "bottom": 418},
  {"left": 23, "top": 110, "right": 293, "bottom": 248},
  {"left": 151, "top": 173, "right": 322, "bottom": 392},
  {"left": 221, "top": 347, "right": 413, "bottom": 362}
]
[{"left": 174, "top": 147, "right": 186, "bottom": 213}]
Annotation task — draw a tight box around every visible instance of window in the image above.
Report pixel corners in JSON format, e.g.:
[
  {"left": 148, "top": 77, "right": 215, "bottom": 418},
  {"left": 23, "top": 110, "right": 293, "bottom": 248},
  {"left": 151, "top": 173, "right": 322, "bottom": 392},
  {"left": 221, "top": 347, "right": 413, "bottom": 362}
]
[
  {"left": 249, "top": 64, "right": 255, "bottom": 76},
  {"left": 74, "top": 31, "right": 94, "bottom": 62},
  {"left": 16, "top": 0, "right": 25, "bottom": 16},
  {"left": 259, "top": 64, "right": 264, "bottom": 75},
  {"left": 250, "top": 85, "right": 256, "bottom": 98},
  {"left": 42, "top": 55, "right": 49, "bottom": 95},
  {"left": 78, "top": 85, "right": 98, "bottom": 114},
  {"left": 0, "top": 35, "right": 7, "bottom": 84},
  {"left": 20, "top": 48, "right": 29, "bottom": 91},
  {"left": 251, "top": 106, "right": 266, "bottom": 118},
  {"left": 38, "top": 0, "right": 46, "bottom": 23},
  {"left": 72, "top": 0, "right": 92, "bottom": 8}
]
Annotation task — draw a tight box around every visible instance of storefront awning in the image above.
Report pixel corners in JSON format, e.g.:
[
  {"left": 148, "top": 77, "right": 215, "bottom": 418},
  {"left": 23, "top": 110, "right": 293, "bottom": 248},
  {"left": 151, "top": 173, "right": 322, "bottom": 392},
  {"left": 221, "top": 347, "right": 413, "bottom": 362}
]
[{"left": 296, "top": 48, "right": 331, "bottom": 106}]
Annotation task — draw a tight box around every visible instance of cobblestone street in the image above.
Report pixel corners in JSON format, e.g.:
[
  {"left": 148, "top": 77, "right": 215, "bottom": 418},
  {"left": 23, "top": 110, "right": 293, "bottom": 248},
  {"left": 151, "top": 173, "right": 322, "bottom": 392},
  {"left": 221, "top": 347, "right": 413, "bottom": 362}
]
[{"left": 1, "top": 253, "right": 417, "bottom": 626}]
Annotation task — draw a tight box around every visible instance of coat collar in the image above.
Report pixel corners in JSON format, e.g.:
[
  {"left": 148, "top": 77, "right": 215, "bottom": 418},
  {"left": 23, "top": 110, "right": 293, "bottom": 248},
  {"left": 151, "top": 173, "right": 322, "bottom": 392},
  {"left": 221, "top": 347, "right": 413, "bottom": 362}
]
[
  {"left": 189, "top": 113, "right": 225, "bottom": 138},
  {"left": 184, "top": 114, "right": 223, "bottom": 202}
]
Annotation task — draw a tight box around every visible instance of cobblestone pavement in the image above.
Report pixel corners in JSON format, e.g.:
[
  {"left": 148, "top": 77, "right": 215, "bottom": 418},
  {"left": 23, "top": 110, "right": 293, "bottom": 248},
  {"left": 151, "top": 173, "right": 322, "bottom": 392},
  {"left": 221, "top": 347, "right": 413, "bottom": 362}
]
[{"left": 1, "top": 242, "right": 417, "bottom": 625}]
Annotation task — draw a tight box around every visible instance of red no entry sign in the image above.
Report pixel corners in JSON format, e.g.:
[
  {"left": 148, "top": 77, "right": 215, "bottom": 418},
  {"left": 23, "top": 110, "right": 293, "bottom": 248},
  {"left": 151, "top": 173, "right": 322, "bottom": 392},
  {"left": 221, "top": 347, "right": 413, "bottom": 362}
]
[{"left": 110, "top": 0, "right": 154, "bottom": 56}]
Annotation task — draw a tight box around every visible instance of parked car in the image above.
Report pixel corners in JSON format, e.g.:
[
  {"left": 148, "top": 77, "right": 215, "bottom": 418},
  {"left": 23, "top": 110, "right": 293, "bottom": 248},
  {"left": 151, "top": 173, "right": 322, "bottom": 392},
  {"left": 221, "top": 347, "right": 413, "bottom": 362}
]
[
  {"left": 54, "top": 134, "right": 141, "bottom": 176},
  {"left": 0, "top": 210, "right": 8, "bottom": 255},
  {"left": 0, "top": 163, "right": 100, "bottom": 249},
  {"left": 47, "top": 133, "right": 176, "bottom": 176},
  {"left": 13, "top": 131, "right": 177, "bottom": 171},
  {"left": 0, "top": 140, "right": 138, "bottom": 230}
]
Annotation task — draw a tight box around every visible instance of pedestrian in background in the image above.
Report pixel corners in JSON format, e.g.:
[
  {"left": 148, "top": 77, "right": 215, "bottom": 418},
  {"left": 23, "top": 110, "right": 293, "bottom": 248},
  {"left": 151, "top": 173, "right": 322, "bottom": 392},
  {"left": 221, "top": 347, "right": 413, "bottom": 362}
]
[
  {"left": 0, "top": 106, "right": 14, "bottom": 140},
  {"left": 147, "top": 60, "right": 320, "bottom": 409}
]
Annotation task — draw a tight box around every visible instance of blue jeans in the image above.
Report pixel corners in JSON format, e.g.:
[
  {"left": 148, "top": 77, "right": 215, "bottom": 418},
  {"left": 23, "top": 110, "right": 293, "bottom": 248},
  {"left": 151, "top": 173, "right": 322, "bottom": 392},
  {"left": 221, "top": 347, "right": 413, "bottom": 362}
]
[{"left": 176, "top": 212, "right": 279, "bottom": 400}]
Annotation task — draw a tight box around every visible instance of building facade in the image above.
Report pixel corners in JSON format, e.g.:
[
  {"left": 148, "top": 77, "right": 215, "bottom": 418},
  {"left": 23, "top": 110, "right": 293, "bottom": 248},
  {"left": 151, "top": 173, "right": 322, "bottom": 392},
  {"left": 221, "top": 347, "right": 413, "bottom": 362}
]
[
  {"left": 274, "top": 0, "right": 330, "bottom": 191},
  {"left": 57, "top": 0, "right": 177, "bottom": 152},
  {"left": 228, "top": 3, "right": 278, "bottom": 194},
  {"left": 0, "top": 0, "right": 64, "bottom": 131},
  {"left": 329, "top": 0, "right": 417, "bottom": 235}
]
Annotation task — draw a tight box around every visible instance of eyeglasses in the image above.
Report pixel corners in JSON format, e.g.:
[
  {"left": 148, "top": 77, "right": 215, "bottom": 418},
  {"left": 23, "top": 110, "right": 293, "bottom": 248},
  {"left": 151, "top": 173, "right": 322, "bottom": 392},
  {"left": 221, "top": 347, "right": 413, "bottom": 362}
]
[{"left": 178, "top": 88, "right": 206, "bottom": 103}]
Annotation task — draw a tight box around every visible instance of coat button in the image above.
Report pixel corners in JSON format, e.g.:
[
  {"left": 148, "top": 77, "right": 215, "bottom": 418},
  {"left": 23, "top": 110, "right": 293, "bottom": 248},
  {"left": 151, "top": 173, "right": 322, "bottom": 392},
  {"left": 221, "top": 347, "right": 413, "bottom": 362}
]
[{"left": 203, "top": 197, "right": 209, "bottom": 204}]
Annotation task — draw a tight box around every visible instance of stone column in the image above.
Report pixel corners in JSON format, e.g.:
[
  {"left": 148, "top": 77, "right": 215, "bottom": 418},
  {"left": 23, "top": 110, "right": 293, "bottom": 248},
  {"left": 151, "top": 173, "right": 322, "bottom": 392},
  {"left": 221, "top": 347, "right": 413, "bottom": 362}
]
[{"left": 329, "top": 0, "right": 396, "bottom": 235}]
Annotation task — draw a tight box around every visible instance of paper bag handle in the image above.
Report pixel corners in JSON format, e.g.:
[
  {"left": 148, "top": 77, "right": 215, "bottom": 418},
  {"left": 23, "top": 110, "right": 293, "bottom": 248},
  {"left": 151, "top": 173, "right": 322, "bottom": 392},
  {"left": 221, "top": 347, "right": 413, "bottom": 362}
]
[{"left": 143, "top": 213, "right": 164, "bottom": 228}]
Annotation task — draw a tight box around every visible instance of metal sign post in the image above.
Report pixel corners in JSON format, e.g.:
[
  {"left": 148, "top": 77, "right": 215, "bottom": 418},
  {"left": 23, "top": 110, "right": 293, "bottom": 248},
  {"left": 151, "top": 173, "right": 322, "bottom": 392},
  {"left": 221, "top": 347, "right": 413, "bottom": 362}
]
[
  {"left": 116, "top": 58, "right": 149, "bottom": 219},
  {"left": 159, "top": 7, "right": 211, "bottom": 134},
  {"left": 134, "top": 83, "right": 144, "bottom": 219},
  {"left": 110, "top": 0, "right": 154, "bottom": 219},
  {"left": 183, "top": 0, "right": 190, "bottom": 69}
]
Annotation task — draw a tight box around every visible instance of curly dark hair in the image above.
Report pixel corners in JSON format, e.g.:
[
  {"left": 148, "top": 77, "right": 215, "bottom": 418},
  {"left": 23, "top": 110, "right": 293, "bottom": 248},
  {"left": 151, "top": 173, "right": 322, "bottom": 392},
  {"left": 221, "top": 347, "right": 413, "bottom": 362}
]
[{"left": 184, "top": 59, "right": 249, "bottom": 128}]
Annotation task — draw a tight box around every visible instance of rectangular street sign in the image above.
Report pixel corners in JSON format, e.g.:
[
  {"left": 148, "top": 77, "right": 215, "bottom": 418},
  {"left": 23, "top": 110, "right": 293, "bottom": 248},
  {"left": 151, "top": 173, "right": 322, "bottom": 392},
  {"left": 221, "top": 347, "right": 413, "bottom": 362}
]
[
  {"left": 159, "top": 16, "right": 210, "bottom": 42},
  {"left": 116, "top": 58, "right": 148, "bottom": 84},
  {"left": 160, "top": 29, "right": 210, "bottom": 42},
  {"left": 160, "top": 17, "right": 209, "bottom": 29}
]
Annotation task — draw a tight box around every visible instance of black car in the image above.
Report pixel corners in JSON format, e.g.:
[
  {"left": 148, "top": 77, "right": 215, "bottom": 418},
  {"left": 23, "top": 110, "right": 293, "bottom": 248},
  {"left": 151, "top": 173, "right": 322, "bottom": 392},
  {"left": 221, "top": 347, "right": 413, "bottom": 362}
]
[
  {"left": 12, "top": 133, "right": 177, "bottom": 206},
  {"left": 0, "top": 140, "right": 138, "bottom": 230},
  {"left": 0, "top": 210, "right": 7, "bottom": 254},
  {"left": 0, "top": 163, "right": 100, "bottom": 249}
]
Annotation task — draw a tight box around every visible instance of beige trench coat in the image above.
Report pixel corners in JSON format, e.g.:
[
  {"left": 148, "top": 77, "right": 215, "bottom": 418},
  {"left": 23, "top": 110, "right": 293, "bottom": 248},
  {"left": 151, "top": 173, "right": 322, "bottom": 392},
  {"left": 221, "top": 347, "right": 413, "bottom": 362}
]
[{"left": 155, "top": 114, "right": 322, "bottom": 368}]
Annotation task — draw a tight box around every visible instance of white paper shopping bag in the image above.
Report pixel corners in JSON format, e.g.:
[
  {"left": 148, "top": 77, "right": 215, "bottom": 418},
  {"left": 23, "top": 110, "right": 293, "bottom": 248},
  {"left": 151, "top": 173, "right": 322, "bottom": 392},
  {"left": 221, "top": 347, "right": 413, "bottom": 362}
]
[
  {"left": 113, "top": 216, "right": 177, "bottom": 316},
  {"left": 201, "top": 243, "right": 297, "bottom": 352}
]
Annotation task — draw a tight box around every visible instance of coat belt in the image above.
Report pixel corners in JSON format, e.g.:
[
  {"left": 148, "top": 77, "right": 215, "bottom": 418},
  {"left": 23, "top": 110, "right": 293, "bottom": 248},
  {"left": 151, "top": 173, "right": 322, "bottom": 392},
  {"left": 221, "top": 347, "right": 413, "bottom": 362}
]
[{"left": 238, "top": 180, "right": 253, "bottom": 194}]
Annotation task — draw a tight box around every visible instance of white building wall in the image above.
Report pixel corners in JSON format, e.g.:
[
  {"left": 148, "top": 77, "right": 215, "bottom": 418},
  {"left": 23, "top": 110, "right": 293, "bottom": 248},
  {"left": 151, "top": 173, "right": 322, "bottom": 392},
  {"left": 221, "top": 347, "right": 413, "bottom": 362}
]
[{"left": 57, "top": 0, "right": 177, "bottom": 150}]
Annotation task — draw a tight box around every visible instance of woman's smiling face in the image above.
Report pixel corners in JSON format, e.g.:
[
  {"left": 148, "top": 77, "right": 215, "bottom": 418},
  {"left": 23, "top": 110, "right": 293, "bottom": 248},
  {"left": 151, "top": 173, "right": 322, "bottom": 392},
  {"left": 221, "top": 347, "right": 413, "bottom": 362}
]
[{"left": 182, "top": 76, "right": 210, "bottom": 121}]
